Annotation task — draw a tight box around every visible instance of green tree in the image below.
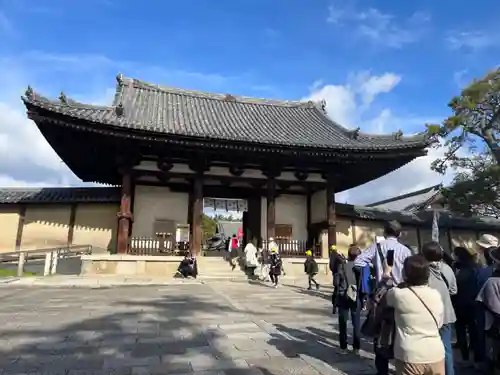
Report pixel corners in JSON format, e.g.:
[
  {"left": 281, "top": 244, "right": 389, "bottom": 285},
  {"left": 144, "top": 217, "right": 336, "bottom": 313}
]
[
  {"left": 428, "top": 68, "right": 500, "bottom": 216},
  {"left": 201, "top": 214, "right": 217, "bottom": 241}
]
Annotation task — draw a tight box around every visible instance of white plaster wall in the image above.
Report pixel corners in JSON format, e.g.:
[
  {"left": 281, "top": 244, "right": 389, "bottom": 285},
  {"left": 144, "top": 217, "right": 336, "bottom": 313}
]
[
  {"left": 135, "top": 161, "right": 325, "bottom": 183},
  {"left": 132, "top": 185, "right": 189, "bottom": 237},
  {"left": 260, "top": 195, "right": 307, "bottom": 240},
  {"left": 311, "top": 189, "right": 326, "bottom": 224}
]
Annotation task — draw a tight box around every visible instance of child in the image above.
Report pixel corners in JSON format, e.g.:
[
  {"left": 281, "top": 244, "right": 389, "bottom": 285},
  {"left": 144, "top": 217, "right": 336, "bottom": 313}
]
[
  {"left": 304, "top": 250, "right": 320, "bottom": 290},
  {"left": 269, "top": 249, "right": 282, "bottom": 287}
]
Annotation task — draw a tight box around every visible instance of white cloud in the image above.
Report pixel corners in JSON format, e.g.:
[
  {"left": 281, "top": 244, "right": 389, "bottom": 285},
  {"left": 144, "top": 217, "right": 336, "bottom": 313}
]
[
  {"left": 446, "top": 31, "right": 499, "bottom": 51},
  {"left": 327, "top": 2, "right": 430, "bottom": 48},
  {"left": 305, "top": 72, "right": 448, "bottom": 205},
  {"left": 0, "top": 51, "right": 278, "bottom": 188}
]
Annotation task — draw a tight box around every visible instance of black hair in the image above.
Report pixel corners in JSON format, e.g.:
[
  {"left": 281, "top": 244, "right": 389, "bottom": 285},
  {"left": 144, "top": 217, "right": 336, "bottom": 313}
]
[
  {"left": 421, "top": 241, "right": 443, "bottom": 262},
  {"left": 403, "top": 254, "right": 430, "bottom": 286},
  {"left": 383, "top": 220, "right": 401, "bottom": 238},
  {"left": 347, "top": 245, "right": 360, "bottom": 261}
]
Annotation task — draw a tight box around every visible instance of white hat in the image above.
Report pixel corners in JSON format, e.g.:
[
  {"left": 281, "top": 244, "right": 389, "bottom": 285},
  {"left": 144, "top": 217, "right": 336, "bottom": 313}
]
[
  {"left": 476, "top": 234, "right": 499, "bottom": 249},
  {"left": 269, "top": 237, "right": 274, "bottom": 241}
]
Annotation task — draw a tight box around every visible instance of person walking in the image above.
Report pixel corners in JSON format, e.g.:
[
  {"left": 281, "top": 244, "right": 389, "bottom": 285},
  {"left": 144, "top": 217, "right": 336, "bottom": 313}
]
[
  {"left": 355, "top": 220, "right": 412, "bottom": 375},
  {"left": 269, "top": 249, "right": 282, "bottom": 288},
  {"left": 421, "top": 242, "right": 457, "bottom": 375},
  {"left": 304, "top": 250, "right": 320, "bottom": 290},
  {"left": 335, "top": 245, "right": 362, "bottom": 354}
]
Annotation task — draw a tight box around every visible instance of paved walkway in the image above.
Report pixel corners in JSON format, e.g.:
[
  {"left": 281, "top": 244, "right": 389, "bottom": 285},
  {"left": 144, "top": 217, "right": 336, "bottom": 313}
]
[{"left": 0, "top": 280, "right": 475, "bottom": 375}]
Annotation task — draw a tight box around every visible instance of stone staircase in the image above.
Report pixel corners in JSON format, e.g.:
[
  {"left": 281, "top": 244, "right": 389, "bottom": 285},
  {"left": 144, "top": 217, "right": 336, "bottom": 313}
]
[{"left": 196, "top": 255, "right": 250, "bottom": 280}]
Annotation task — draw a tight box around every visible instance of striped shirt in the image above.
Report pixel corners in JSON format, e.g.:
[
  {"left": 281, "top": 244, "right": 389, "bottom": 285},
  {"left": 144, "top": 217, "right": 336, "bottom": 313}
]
[{"left": 354, "top": 237, "right": 411, "bottom": 284}]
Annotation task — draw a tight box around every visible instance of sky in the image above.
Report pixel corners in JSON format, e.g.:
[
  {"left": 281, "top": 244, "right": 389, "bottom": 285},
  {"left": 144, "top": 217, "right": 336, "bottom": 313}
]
[{"left": 0, "top": 0, "right": 499, "bottom": 206}]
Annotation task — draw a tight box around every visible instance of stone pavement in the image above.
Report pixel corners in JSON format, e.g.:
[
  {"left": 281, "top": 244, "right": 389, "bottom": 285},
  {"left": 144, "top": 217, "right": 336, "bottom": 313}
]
[{"left": 0, "top": 280, "right": 476, "bottom": 375}]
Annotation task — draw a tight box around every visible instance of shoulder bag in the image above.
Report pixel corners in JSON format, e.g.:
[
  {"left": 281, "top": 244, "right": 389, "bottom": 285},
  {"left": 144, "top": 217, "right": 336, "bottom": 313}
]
[{"left": 408, "top": 287, "right": 439, "bottom": 329}]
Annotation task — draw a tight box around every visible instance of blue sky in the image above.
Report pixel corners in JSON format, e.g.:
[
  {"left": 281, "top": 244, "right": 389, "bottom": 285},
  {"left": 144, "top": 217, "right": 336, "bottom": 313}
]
[{"left": 0, "top": 0, "right": 499, "bottom": 204}]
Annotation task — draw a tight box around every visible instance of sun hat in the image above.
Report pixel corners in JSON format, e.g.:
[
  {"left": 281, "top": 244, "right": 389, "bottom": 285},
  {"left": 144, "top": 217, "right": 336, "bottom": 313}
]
[{"left": 476, "top": 234, "right": 499, "bottom": 249}]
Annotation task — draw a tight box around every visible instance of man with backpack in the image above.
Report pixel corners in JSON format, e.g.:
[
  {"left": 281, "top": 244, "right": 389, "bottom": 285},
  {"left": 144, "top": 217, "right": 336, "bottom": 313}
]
[
  {"left": 335, "top": 245, "right": 362, "bottom": 354},
  {"left": 354, "top": 220, "right": 412, "bottom": 375}
]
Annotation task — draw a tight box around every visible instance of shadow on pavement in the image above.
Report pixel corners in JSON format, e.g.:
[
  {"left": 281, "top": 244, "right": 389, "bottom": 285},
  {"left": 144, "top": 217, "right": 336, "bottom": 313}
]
[{"left": 0, "top": 290, "right": 253, "bottom": 374}]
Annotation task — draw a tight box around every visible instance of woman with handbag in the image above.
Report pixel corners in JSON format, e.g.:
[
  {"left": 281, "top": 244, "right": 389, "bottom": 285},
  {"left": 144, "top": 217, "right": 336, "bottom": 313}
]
[{"left": 385, "top": 255, "right": 445, "bottom": 375}]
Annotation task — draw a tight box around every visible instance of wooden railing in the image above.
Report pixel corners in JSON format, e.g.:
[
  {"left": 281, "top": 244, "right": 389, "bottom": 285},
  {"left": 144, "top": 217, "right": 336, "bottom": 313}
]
[
  {"left": 262, "top": 239, "right": 319, "bottom": 257},
  {"left": 128, "top": 237, "right": 190, "bottom": 256},
  {"left": 0, "top": 244, "right": 93, "bottom": 277}
]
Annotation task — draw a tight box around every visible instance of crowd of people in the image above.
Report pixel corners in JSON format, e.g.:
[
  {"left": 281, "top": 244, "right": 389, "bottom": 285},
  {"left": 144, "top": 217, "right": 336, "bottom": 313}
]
[
  {"left": 176, "top": 220, "right": 499, "bottom": 374},
  {"left": 329, "top": 220, "right": 500, "bottom": 375}
]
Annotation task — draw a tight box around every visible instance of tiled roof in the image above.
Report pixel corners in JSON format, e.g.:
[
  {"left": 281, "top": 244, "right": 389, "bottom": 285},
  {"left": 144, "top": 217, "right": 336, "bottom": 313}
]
[
  {"left": 0, "top": 186, "right": 498, "bottom": 231},
  {"left": 366, "top": 184, "right": 443, "bottom": 212},
  {"left": 0, "top": 187, "right": 120, "bottom": 204},
  {"left": 22, "top": 75, "right": 430, "bottom": 151}
]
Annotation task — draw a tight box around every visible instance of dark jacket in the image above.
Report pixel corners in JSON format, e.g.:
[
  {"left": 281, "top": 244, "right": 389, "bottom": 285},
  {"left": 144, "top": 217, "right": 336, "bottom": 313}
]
[
  {"left": 269, "top": 254, "right": 282, "bottom": 276},
  {"left": 304, "top": 258, "right": 319, "bottom": 275}
]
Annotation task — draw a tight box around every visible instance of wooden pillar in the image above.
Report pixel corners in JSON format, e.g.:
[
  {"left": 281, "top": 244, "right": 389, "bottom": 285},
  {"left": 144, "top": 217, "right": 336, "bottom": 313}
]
[
  {"left": 117, "top": 173, "right": 133, "bottom": 254},
  {"left": 266, "top": 177, "right": 276, "bottom": 239},
  {"left": 15, "top": 205, "right": 26, "bottom": 250},
  {"left": 306, "top": 189, "right": 312, "bottom": 247},
  {"left": 326, "top": 174, "right": 337, "bottom": 249},
  {"left": 351, "top": 219, "right": 357, "bottom": 245},
  {"left": 67, "top": 203, "right": 77, "bottom": 246},
  {"left": 190, "top": 174, "right": 203, "bottom": 255},
  {"left": 416, "top": 227, "right": 422, "bottom": 251}
]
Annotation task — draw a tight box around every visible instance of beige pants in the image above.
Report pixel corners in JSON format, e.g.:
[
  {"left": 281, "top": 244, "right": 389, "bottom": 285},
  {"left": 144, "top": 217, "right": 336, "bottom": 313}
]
[{"left": 395, "top": 359, "right": 445, "bottom": 375}]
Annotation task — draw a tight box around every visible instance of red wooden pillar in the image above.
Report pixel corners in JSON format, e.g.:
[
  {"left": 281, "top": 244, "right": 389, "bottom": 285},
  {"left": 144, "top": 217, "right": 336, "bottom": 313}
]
[
  {"left": 190, "top": 174, "right": 203, "bottom": 255},
  {"left": 326, "top": 174, "right": 337, "bottom": 249},
  {"left": 266, "top": 177, "right": 276, "bottom": 239},
  {"left": 117, "top": 173, "right": 133, "bottom": 254}
]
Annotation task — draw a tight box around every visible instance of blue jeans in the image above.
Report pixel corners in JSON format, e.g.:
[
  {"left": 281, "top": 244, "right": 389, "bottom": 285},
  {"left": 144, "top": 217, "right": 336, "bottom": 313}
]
[
  {"left": 337, "top": 296, "right": 361, "bottom": 350},
  {"left": 440, "top": 323, "right": 455, "bottom": 375}
]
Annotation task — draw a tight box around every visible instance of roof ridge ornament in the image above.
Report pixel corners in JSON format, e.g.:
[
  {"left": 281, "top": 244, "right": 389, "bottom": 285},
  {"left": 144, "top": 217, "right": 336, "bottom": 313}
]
[
  {"left": 59, "top": 91, "right": 68, "bottom": 105},
  {"left": 313, "top": 99, "right": 327, "bottom": 113},
  {"left": 116, "top": 73, "right": 124, "bottom": 87},
  {"left": 394, "top": 129, "right": 403, "bottom": 140},
  {"left": 349, "top": 127, "right": 361, "bottom": 140},
  {"left": 115, "top": 102, "right": 124, "bottom": 117},
  {"left": 223, "top": 94, "right": 236, "bottom": 102},
  {"left": 25, "top": 86, "right": 34, "bottom": 99}
]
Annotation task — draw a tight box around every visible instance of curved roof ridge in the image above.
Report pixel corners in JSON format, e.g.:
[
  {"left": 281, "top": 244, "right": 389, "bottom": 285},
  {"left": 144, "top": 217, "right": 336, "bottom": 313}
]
[
  {"left": 121, "top": 75, "right": 313, "bottom": 108},
  {"left": 22, "top": 87, "right": 115, "bottom": 112},
  {"left": 310, "top": 103, "right": 431, "bottom": 143}
]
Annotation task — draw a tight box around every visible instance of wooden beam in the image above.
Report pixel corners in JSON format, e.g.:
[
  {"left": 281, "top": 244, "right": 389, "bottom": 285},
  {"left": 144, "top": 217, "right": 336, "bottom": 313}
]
[
  {"left": 416, "top": 227, "right": 422, "bottom": 251},
  {"left": 67, "top": 203, "right": 77, "bottom": 246},
  {"left": 351, "top": 219, "right": 357, "bottom": 245},
  {"left": 15, "top": 205, "right": 26, "bottom": 250},
  {"left": 117, "top": 173, "right": 133, "bottom": 254},
  {"left": 326, "top": 174, "right": 337, "bottom": 249},
  {"left": 191, "top": 174, "right": 203, "bottom": 255},
  {"left": 306, "top": 189, "right": 312, "bottom": 247},
  {"left": 266, "top": 177, "right": 276, "bottom": 240}
]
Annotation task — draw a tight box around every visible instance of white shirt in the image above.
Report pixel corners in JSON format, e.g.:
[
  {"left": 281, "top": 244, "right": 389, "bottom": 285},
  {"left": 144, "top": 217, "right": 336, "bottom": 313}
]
[
  {"left": 386, "top": 285, "right": 445, "bottom": 364},
  {"left": 244, "top": 243, "right": 258, "bottom": 267}
]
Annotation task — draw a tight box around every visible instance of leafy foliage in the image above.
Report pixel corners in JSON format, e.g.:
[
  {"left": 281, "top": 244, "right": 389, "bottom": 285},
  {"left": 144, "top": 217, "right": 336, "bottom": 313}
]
[
  {"left": 428, "top": 68, "right": 500, "bottom": 216},
  {"left": 201, "top": 214, "right": 217, "bottom": 241}
]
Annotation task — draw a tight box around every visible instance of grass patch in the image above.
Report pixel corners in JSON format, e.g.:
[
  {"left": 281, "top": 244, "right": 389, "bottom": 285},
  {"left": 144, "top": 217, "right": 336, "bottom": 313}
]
[{"left": 0, "top": 268, "right": 36, "bottom": 277}]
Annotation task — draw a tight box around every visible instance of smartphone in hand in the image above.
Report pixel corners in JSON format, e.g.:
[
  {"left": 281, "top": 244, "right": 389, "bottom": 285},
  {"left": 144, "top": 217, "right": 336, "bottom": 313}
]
[{"left": 386, "top": 250, "right": 395, "bottom": 267}]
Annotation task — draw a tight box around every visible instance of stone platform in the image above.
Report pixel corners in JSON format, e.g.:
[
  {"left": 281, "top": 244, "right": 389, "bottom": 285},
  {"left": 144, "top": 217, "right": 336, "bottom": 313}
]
[{"left": 0, "top": 280, "right": 475, "bottom": 375}]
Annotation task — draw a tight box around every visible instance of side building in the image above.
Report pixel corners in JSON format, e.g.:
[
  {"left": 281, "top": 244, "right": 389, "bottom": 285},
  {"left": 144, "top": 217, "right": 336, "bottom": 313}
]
[{"left": 1, "top": 186, "right": 498, "bottom": 257}]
